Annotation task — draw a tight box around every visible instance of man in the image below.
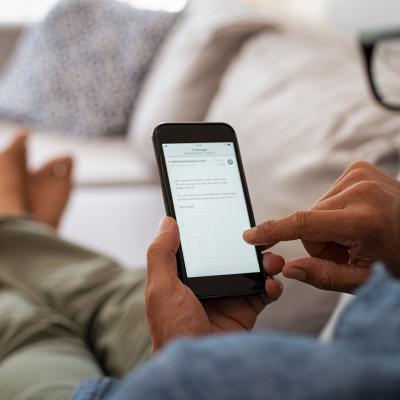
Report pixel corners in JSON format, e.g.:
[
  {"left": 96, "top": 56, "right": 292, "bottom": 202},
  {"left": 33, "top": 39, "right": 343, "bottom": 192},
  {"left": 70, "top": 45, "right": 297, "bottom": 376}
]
[{"left": 106, "top": 160, "right": 400, "bottom": 399}]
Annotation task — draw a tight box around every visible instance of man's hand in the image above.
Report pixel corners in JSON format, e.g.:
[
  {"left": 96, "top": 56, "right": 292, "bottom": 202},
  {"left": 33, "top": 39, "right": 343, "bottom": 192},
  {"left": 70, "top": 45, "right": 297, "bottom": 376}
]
[
  {"left": 244, "top": 161, "right": 400, "bottom": 293},
  {"left": 146, "top": 217, "right": 283, "bottom": 353}
]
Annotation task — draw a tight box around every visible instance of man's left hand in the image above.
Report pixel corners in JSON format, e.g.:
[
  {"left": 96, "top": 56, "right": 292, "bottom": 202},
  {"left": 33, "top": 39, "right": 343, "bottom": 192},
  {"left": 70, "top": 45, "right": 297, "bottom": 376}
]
[{"left": 146, "top": 217, "right": 284, "bottom": 353}]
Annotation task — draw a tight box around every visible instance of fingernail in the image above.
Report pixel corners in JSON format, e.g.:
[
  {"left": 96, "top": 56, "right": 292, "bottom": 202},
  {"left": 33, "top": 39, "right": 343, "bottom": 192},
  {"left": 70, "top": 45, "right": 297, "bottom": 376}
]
[
  {"left": 53, "top": 162, "right": 68, "bottom": 178},
  {"left": 243, "top": 227, "right": 256, "bottom": 242},
  {"left": 266, "top": 277, "right": 283, "bottom": 299},
  {"left": 158, "top": 217, "right": 173, "bottom": 233},
  {"left": 285, "top": 268, "right": 306, "bottom": 282},
  {"left": 263, "top": 256, "right": 273, "bottom": 273},
  {"left": 268, "top": 276, "right": 284, "bottom": 291}
]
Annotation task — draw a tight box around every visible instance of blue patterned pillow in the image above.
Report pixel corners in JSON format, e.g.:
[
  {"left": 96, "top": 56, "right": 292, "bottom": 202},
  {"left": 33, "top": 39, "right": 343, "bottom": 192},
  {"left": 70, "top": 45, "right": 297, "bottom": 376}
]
[{"left": 0, "top": 0, "right": 179, "bottom": 138}]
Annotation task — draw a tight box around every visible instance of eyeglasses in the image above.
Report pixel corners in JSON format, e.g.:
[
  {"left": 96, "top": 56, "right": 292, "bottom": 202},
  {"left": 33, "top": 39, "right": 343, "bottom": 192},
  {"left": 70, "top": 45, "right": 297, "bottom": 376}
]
[{"left": 360, "top": 29, "right": 400, "bottom": 111}]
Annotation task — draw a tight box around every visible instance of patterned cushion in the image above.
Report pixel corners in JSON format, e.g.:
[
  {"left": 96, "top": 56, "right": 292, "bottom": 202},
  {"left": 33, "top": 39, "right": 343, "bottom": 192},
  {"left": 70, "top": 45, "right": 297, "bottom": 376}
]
[{"left": 0, "top": 0, "right": 179, "bottom": 138}]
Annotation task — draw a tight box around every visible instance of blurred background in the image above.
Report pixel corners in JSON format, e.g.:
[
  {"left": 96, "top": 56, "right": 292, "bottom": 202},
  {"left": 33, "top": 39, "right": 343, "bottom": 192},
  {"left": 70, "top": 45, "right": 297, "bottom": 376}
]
[
  {"left": 0, "top": 0, "right": 399, "bottom": 337},
  {"left": 3, "top": 0, "right": 400, "bottom": 28},
  {"left": 0, "top": 0, "right": 187, "bottom": 65}
]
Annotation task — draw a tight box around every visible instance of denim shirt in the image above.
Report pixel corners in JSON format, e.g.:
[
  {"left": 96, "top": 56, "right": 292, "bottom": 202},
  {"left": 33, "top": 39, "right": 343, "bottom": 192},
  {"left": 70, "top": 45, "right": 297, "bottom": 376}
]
[{"left": 72, "top": 265, "right": 400, "bottom": 400}]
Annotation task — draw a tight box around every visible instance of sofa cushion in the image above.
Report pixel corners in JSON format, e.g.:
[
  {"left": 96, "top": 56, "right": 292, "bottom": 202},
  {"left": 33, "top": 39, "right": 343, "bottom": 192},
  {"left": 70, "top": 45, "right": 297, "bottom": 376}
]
[
  {"left": 128, "top": 0, "right": 275, "bottom": 163},
  {"left": 206, "top": 30, "right": 400, "bottom": 335},
  {"left": 0, "top": 0, "right": 178, "bottom": 138}
]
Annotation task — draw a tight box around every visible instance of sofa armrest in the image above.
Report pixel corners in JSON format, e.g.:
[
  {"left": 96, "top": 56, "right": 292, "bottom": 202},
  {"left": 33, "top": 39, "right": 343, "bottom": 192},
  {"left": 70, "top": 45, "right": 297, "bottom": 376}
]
[{"left": 0, "top": 122, "right": 158, "bottom": 187}]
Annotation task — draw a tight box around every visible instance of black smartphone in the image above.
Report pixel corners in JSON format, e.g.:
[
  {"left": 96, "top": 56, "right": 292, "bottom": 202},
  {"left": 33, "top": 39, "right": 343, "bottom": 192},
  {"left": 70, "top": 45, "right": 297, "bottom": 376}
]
[{"left": 153, "top": 123, "right": 266, "bottom": 299}]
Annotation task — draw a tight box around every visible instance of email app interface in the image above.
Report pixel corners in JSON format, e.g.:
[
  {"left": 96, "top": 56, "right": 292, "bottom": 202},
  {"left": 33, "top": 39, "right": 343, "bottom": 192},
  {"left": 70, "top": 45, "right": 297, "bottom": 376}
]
[{"left": 163, "top": 142, "right": 260, "bottom": 278}]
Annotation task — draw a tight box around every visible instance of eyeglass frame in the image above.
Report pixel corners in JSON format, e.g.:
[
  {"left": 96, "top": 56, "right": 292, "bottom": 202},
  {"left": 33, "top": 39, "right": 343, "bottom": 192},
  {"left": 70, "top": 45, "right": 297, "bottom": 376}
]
[{"left": 360, "top": 28, "right": 400, "bottom": 112}]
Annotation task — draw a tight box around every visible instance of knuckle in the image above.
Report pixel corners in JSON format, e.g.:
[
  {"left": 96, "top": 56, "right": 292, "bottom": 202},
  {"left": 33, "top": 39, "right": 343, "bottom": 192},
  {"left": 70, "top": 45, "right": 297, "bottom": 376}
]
[
  {"left": 145, "top": 283, "right": 152, "bottom": 301},
  {"left": 145, "top": 282, "right": 157, "bottom": 298},
  {"left": 348, "top": 160, "right": 373, "bottom": 173},
  {"left": 315, "top": 270, "right": 334, "bottom": 290},
  {"left": 312, "top": 199, "right": 331, "bottom": 211},
  {"left": 260, "top": 220, "right": 275, "bottom": 235},
  {"left": 147, "top": 244, "right": 166, "bottom": 276},
  {"left": 145, "top": 284, "right": 156, "bottom": 307},
  {"left": 345, "top": 168, "right": 368, "bottom": 183},
  {"left": 147, "top": 242, "right": 165, "bottom": 263},
  {"left": 352, "top": 205, "right": 382, "bottom": 235},
  {"left": 146, "top": 242, "right": 158, "bottom": 259},
  {"left": 352, "top": 180, "right": 379, "bottom": 195},
  {"left": 353, "top": 205, "right": 373, "bottom": 220},
  {"left": 145, "top": 279, "right": 167, "bottom": 308},
  {"left": 293, "top": 211, "right": 310, "bottom": 230}
]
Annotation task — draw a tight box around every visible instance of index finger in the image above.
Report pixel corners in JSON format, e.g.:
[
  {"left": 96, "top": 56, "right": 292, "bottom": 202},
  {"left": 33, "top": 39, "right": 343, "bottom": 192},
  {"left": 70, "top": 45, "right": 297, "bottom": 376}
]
[{"left": 243, "top": 210, "right": 352, "bottom": 248}]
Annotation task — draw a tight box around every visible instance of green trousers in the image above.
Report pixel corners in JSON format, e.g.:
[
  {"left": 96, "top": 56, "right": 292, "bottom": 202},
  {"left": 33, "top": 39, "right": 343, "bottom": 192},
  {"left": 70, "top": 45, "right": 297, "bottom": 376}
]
[{"left": 0, "top": 219, "right": 150, "bottom": 400}]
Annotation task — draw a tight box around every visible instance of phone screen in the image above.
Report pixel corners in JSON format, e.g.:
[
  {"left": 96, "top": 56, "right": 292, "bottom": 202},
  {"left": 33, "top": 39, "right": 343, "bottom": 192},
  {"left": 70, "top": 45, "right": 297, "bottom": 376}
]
[{"left": 163, "top": 142, "right": 260, "bottom": 278}]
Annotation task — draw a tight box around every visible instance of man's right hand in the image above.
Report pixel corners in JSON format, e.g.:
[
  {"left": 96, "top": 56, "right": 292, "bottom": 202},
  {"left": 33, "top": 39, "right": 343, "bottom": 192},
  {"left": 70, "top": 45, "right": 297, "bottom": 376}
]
[{"left": 244, "top": 161, "right": 400, "bottom": 293}]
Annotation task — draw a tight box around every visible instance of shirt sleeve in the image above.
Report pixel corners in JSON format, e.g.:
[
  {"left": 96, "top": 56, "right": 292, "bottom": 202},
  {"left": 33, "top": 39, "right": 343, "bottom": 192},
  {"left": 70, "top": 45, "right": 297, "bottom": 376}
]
[
  {"left": 109, "top": 266, "right": 400, "bottom": 400},
  {"left": 72, "top": 377, "right": 117, "bottom": 400},
  {"left": 108, "top": 332, "right": 399, "bottom": 400}
]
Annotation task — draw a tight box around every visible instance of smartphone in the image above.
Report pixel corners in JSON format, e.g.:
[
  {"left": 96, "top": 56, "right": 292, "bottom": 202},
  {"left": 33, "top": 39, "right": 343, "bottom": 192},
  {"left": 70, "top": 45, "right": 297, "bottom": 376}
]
[{"left": 153, "top": 123, "right": 266, "bottom": 299}]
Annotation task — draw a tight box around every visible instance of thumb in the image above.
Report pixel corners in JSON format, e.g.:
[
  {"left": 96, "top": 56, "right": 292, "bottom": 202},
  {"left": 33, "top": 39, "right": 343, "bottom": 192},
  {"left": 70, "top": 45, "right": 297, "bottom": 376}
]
[
  {"left": 283, "top": 257, "right": 370, "bottom": 293},
  {"left": 147, "top": 217, "right": 180, "bottom": 284}
]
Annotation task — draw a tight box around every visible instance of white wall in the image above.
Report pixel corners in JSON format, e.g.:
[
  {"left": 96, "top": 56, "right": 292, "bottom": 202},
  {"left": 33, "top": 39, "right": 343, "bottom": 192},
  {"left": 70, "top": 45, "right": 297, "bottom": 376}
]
[
  {"left": 324, "top": 0, "right": 400, "bottom": 34},
  {"left": 250, "top": 0, "right": 400, "bottom": 34}
]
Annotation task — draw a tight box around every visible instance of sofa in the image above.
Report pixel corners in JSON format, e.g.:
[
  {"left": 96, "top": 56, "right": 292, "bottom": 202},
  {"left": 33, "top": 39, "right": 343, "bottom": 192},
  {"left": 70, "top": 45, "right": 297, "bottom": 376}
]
[{"left": 0, "top": 0, "right": 399, "bottom": 337}]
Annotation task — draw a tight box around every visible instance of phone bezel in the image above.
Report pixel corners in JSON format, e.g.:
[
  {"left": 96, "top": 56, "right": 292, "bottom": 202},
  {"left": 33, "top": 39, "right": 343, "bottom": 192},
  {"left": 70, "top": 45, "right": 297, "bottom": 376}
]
[{"left": 153, "top": 123, "right": 266, "bottom": 299}]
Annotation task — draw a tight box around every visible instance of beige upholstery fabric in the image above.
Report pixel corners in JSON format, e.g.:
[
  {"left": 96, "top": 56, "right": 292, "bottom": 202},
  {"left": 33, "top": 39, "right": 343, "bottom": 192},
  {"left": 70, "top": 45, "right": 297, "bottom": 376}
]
[
  {"left": 128, "top": 0, "right": 275, "bottom": 162},
  {"left": 0, "top": 122, "right": 154, "bottom": 186},
  {"left": 206, "top": 30, "right": 400, "bottom": 335}
]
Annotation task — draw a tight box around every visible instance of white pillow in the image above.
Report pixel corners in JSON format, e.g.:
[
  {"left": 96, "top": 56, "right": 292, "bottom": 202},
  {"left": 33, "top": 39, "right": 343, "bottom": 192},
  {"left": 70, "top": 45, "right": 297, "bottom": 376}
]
[
  {"left": 208, "top": 31, "right": 400, "bottom": 225},
  {"left": 207, "top": 30, "right": 400, "bottom": 335},
  {"left": 128, "top": 0, "right": 275, "bottom": 163}
]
